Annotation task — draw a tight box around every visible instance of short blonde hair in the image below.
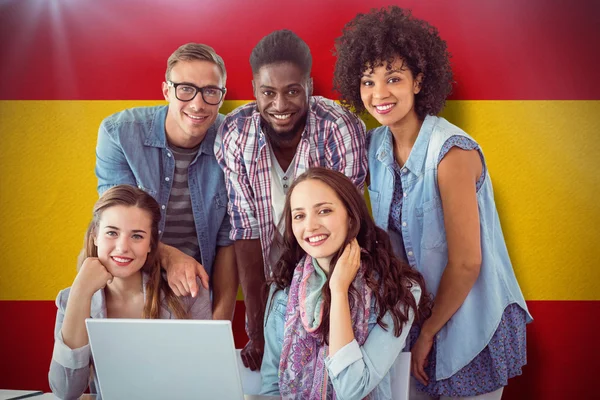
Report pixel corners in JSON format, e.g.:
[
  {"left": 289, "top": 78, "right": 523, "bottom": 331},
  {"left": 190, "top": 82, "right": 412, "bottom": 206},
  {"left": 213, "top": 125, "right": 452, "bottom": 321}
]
[{"left": 166, "top": 43, "right": 227, "bottom": 85}]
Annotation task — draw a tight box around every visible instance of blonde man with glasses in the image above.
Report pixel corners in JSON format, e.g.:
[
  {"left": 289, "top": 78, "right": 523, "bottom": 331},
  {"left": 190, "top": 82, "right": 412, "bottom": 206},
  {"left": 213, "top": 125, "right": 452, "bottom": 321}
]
[{"left": 95, "top": 43, "right": 237, "bottom": 321}]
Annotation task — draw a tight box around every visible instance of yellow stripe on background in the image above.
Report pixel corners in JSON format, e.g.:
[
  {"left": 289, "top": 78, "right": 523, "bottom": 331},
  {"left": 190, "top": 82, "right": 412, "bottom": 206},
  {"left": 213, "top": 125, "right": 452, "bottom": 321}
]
[{"left": 0, "top": 100, "right": 598, "bottom": 300}]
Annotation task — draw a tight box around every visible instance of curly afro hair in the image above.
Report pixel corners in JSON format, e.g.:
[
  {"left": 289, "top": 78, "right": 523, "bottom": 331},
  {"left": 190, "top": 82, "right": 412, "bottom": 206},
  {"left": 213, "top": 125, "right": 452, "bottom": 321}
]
[{"left": 333, "top": 6, "right": 453, "bottom": 118}]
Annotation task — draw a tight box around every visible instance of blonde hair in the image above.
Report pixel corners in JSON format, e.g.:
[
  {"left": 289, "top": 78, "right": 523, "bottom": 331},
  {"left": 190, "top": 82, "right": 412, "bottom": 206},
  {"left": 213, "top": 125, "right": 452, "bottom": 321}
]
[
  {"left": 82, "top": 185, "right": 188, "bottom": 319},
  {"left": 166, "top": 43, "right": 227, "bottom": 85}
]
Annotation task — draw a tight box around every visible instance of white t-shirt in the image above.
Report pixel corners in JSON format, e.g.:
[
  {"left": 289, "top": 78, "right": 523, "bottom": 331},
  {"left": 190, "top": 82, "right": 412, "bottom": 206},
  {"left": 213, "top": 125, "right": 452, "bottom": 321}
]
[{"left": 268, "top": 142, "right": 296, "bottom": 270}]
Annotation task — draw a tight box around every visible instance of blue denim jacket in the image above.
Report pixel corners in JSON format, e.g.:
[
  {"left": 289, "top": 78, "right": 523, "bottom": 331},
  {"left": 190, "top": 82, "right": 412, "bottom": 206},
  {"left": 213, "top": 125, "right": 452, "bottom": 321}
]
[
  {"left": 260, "top": 284, "right": 420, "bottom": 400},
  {"left": 368, "top": 115, "right": 532, "bottom": 380},
  {"left": 95, "top": 105, "right": 232, "bottom": 278}
]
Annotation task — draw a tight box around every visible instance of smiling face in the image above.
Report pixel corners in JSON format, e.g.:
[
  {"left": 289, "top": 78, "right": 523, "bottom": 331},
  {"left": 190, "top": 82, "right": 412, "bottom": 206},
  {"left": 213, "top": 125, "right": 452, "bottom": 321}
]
[
  {"left": 290, "top": 178, "right": 349, "bottom": 271},
  {"left": 253, "top": 62, "right": 311, "bottom": 149},
  {"left": 93, "top": 205, "right": 152, "bottom": 279},
  {"left": 360, "top": 57, "right": 423, "bottom": 130},
  {"left": 162, "top": 60, "right": 225, "bottom": 148}
]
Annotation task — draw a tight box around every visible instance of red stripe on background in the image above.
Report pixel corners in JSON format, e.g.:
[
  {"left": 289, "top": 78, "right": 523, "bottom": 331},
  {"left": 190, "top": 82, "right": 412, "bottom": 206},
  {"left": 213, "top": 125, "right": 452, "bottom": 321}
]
[
  {"left": 0, "top": 301, "right": 248, "bottom": 392},
  {"left": 0, "top": 300, "right": 598, "bottom": 399},
  {"left": 0, "top": 301, "right": 57, "bottom": 392},
  {"left": 1, "top": 0, "right": 599, "bottom": 100}
]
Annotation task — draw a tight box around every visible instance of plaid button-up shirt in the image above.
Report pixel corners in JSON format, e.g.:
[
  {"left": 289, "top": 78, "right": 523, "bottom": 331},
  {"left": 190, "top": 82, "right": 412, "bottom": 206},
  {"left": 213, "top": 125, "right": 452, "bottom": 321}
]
[{"left": 215, "top": 96, "right": 367, "bottom": 276}]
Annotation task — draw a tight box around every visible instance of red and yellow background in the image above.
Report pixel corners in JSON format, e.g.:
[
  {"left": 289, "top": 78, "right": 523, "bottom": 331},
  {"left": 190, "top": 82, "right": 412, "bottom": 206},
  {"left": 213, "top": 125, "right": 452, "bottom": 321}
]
[{"left": 0, "top": 0, "right": 599, "bottom": 398}]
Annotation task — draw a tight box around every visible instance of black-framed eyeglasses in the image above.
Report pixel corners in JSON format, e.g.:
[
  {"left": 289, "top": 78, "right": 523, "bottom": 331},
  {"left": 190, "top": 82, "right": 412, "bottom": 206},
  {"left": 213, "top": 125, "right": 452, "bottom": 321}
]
[{"left": 167, "top": 81, "right": 226, "bottom": 105}]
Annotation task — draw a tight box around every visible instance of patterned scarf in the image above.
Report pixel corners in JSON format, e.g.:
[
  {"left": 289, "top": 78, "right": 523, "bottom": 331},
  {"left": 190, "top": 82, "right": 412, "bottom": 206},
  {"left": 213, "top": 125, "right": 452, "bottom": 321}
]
[{"left": 278, "top": 255, "right": 372, "bottom": 399}]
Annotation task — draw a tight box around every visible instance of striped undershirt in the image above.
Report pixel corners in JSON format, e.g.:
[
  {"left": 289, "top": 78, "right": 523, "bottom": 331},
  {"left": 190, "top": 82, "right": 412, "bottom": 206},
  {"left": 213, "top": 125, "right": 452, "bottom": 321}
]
[{"left": 161, "top": 143, "right": 201, "bottom": 262}]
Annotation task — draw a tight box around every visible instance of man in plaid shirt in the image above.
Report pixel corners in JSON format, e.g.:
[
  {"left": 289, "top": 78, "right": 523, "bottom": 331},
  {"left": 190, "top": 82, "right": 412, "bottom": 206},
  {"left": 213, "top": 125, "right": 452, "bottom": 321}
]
[{"left": 215, "top": 30, "right": 367, "bottom": 370}]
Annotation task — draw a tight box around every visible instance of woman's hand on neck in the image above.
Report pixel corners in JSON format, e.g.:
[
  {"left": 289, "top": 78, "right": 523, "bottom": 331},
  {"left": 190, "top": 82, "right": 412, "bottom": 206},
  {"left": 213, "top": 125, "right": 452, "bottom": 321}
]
[
  {"left": 329, "top": 240, "right": 361, "bottom": 295},
  {"left": 328, "top": 240, "right": 361, "bottom": 356}
]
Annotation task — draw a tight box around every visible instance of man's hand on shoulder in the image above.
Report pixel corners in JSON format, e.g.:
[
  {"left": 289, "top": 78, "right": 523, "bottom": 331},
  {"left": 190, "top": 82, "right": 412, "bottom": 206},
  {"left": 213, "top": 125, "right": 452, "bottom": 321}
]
[{"left": 159, "top": 243, "right": 209, "bottom": 297}]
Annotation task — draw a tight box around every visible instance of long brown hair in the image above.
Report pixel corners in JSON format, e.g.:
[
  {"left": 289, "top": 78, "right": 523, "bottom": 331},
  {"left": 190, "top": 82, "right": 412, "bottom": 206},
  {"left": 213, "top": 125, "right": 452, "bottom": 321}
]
[
  {"left": 81, "top": 185, "right": 187, "bottom": 319},
  {"left": 271, "top": 167, "right": 431, "bottom": 343}
]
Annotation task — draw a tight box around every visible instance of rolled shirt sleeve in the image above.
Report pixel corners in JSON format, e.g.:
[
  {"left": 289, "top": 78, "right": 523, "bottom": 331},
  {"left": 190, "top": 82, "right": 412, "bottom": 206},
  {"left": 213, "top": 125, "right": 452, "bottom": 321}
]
[
  {"left": 48, "top": 289, "right": 93, "bottom": 400},
  {"left": 259, "top": 287, "right": 288, "bottom": 396},
  {"left": 216, "top": 212, "right": 234, "bottom": 247},
  {"left": 324, "top": 285, "right": 422, "bottom": 400},
  {"left": 52, "top": 330, "right": 91, "bottom": 370}
]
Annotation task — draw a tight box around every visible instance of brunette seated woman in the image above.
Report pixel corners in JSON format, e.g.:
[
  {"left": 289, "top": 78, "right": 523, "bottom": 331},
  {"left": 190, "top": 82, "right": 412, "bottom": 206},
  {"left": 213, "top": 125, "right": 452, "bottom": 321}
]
[{"left": 260, "top": 167, "right": 431, "bottom": 400}]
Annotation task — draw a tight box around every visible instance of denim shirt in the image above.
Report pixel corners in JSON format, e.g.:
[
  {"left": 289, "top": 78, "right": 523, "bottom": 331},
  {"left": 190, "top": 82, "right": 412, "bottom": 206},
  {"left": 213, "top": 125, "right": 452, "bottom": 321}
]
[
  {"left": 260, "top": 284, "right": 421, "bottom": 400},
  {"left": 95, "top": 106, "right": 232, "bottom": 278},
  {"left": 368, "top": 115, "right": 532, "bottom": 380}
]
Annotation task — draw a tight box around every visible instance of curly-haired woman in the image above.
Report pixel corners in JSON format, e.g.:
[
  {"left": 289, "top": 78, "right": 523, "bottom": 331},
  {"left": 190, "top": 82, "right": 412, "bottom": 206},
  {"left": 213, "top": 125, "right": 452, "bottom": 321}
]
[{"left": 334, "top": 6, "right": 532, "bottom": 400}]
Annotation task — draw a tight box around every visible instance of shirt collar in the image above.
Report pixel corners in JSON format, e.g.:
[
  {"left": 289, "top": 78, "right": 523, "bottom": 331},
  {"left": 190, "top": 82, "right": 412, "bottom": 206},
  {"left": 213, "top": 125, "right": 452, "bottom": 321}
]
[
  {"left": 197, "top": 113, "right": 223, "bottom": 155},
  {"left": 375, "top": 114, "right": 437, "bottom": 175},
  {"left": 144, "top": 105, "right": 222, "bottom": 156},
  {"left": 144, "top": 105, "right": 169, "bottom": 148},
  {"left": 374, "top": 127, "right": 395, "bottom": 167},
  {"left": 404, "top": 115, "right": 436, "bottom": 174}
]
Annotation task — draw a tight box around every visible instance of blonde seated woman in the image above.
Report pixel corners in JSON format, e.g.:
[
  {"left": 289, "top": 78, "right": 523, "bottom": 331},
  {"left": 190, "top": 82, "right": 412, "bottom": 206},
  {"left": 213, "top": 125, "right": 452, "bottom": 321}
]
[
  {"left": 260, "top": 167, "right": 431, "bottom": 400},
  {"left": 48, "top": 185, "right": 211, "bottom": 400}
]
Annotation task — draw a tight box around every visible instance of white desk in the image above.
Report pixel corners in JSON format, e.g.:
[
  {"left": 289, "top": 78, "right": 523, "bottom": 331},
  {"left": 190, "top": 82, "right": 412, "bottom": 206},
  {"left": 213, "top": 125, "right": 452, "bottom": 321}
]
[
  {"left": 34, "top": 394, "right": 279, "bottom": 399},
  {"left": 0, "top": 390, "right": 43, "bottom": 400}
]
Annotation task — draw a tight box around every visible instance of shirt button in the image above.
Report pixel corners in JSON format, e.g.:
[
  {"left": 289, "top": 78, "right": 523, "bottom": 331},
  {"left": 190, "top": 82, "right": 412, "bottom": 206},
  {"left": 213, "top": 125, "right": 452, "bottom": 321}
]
[
  {"left": 283, "top": 176, "right": 288, "bottom": 181},
  {"left": 403, "top": 192, "right": 407, "bottom": 198},
  {"left": 402, "top": 221, "right": 407, "bottom": 227},
  {"left": 158, "top": 230, "right": 162, "bottom": 235},
  {"left": 408, "top": 251, "right": 413, "bottom": 256},
  {"left": 165, "top": 177, "right": 170, "bottom": 182},
  {"left": 167, "top": 153, "right": 172, "bottom": 157},
  {"left": 283, "top": 184, "right": 288, "bottom": 189},
  {"left": 161, "top": 205, "right": 166, "bottom": 210},
  {"left": 402, "top": 168, "right": 408, "bottom": 174}
]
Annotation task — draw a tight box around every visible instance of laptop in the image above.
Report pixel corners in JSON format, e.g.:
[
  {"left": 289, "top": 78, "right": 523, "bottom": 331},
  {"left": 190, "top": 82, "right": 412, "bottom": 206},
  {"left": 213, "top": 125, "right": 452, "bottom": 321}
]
[{"left": 86, "top": 319, "right": 252, "bottom": 400}]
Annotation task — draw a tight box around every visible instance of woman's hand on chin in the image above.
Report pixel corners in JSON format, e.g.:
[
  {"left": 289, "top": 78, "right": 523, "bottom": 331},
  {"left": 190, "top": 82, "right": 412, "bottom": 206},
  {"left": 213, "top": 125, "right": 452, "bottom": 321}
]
[{"left": 72, "top": 257, "right": 114, "bottom": 297}]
